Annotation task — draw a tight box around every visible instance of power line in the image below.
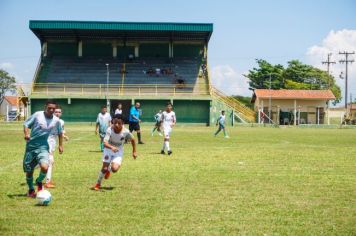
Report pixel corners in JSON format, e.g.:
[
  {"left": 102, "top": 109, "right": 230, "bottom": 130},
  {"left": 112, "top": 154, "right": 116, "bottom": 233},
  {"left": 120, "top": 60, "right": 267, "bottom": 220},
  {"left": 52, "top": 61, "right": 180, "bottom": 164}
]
[
  {"left": 339, "top": 51, "right": 355, "bottom": 109},
  {"left": 322, "top": 53, "right": 336, "bottom": 89}
]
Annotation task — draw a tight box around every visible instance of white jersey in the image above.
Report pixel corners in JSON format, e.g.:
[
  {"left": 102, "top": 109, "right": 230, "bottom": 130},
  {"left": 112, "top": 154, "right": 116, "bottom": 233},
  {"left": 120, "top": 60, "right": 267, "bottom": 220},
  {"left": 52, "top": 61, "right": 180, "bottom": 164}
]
[
  {"left": 218, "top": 115, "right": 226, "bottom": 125},
  {"left": 96, "top": 112, "right": 112, "bottom": 135},
  {"left": 49, "top": 119, "right": 65, "bottom": 137},
  {"left": 103, "top": 127, "right": 133, "bottom": 149},
  {"left": 162, "top": 111, "right": 176, "bottom": 128},
  {"left": 115, "top": 109, "right": 123, "bottom": 115}
]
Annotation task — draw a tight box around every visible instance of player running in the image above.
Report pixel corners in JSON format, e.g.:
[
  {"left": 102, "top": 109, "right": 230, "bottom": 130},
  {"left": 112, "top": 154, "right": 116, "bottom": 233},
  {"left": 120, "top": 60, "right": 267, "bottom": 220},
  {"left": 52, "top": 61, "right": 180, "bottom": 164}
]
[
  {"left": 45, "top": 106, "right": 69, "bottom": 188},
  {"left": 161, "top": 102, "right": 176, "bottom": 155},
  {"left": 214, "top": 110, "right": 229, "bottom": 138},
  {"left": 23, "top": 100, "right": 63, "bottom": 198},
  {"left": 95, "top": 105, "right": 112, "bottom": 151},
  {"left": 151, "top": 110, "right": 163, "bottom": 136},
  {"left": 92, "top": 116, "right": 137, "bottom": 190}
]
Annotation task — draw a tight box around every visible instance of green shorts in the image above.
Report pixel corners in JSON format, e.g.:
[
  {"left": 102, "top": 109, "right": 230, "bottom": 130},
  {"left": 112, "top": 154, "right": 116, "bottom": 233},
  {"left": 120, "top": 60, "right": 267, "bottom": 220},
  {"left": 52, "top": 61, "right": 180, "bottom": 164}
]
[{"left": 23, "top": 149, "right": 49, "bottom": 173}]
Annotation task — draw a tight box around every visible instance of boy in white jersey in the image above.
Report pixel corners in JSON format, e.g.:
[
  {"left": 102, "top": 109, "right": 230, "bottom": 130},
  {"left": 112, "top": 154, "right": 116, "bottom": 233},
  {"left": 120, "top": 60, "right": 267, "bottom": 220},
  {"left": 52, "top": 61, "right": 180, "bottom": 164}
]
[
  {"left": 151, "top": 110, "right": 163, "bottom": 136},
  {"left": 161, "top": 103, "right": 176, "bottom": 155},
  {"left": 92, "top": 116, "right": 137, "bottom": 190},
  {"left": 23, "top": 100, "right": 63, "bottom": 198},
  {"left": 214, "top": 110, "right": 229, "bottom": 138},
  {"left": 95, "top": 106, "right": 112, "bottom": 152},
  {"left": 45, "top": 106, "right": 69, "bottom": 188}
]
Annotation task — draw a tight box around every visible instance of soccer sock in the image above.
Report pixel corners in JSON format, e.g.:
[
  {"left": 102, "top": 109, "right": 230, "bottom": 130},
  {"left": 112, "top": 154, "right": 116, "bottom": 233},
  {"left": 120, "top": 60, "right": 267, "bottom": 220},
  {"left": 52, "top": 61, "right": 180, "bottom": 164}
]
[
  {"left": 152, "top": 127, "right": 156, "bottom": 133},
  {"left": 97, "top": 170, "right": 105, "bottom": 184},
  {"left": 137, "top": 132, "right": 142, "bottom": 142},
  {"left": 26, "top": 176, "right": 34, "bottom": 190},
  {"left": 162, "top": 142, "right": 166, "bottom": 151},
  {"left": 100, "top": 141, "right": 104, "bottom": 151},
  {"left": 165, "top": 141, "right": 170, "bottom": 151},
  {"left": 223, "top": 129, "right": 227, "bottom": 136},
  {"left": 46, "top": 164, "right": 52, "bottom": 183},
  {"left": 36, "top": 171, "right": 47, "bottom": 184},
  {"left": 46, "top": 155, "right": 54, "bottom": 183}
]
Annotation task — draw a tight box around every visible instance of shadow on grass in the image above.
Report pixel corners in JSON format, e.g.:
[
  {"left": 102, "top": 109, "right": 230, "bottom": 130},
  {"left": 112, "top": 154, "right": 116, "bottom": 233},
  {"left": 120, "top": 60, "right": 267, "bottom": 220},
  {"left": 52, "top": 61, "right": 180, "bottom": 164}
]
[
  {"left": 90, "top": 186, "right": 115, "bottom": 192},
  {"left": 88, "top": 150, "right": 103, "bottom": 153},
  {"left": 7, "top": 193, "right": 27, "bottom": 199}
]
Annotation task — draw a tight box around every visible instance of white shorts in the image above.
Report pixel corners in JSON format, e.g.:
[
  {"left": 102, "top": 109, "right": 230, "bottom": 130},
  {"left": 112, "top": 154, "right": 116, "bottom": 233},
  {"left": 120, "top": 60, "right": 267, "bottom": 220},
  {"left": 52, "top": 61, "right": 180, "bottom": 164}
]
[
  {"left": 163, "top": 126, "right": 172, "bottom": 139},
  {"left": 48, "top": 136, "right": 57, "bottom": 153},
  {"left": 102, "top": 148, "right": 123, "bottom": 165}
]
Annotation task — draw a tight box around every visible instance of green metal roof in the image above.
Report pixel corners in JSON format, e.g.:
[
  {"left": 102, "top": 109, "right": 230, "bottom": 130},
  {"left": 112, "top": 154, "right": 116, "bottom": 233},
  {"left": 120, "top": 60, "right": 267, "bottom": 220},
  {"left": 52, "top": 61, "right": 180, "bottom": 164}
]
[
  {"left": 30, "top": 20, "right": 213, "bottom": 32},
  {"left": 29, "top": 20, "right": 213, "bottom": 42}
]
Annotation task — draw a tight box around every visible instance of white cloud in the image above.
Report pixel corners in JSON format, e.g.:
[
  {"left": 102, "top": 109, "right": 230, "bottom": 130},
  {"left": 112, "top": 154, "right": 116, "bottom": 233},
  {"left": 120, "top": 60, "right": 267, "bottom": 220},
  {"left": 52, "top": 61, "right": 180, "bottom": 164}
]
[
  {"left": 306, "top": 29, "right": 356, "bottom": 105},
  {"left": 210, "top": 65, "right": 251, "bottom": 96},
  {"left": 0, "top": 62, "right": 14, "bottom": 70}
]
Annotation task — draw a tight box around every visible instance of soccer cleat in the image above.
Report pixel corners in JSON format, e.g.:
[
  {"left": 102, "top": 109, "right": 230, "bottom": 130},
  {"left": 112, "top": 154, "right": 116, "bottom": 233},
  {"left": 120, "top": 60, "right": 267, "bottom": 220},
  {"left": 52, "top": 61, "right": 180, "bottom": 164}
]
[
  {"left": 160, "top": 150, "right": 165, "bottom": 155},
  {"left": 224, "top": 136, "right": 230, "bottom": 138},
  {"left": 27, "top": 189, "right": 36, "bottom": 198},
  {"left": 104, "top": 170, "right": 111, "bottom": 179},
  {"left": 36, "top": 181, "right": 43, "bottom": 192},
  {"left": 168, "top": 150, "right": 172, "bottom": 155},
  {"left": 92, "top": 183, "right": 101, "bottom": 191},
  {"left": 138, "top": 141, "right": 144, "bottom": 144},
  {"left": 44, "top": 181, "right": 55, "bottom": 188},
  {"left": 158, "top": 132, "right": 163, "bottom": 136}
]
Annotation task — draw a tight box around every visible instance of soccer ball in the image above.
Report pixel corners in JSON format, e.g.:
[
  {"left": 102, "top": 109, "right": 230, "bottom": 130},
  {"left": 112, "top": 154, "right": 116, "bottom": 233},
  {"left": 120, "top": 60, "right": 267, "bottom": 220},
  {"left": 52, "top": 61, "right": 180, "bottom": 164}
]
[{"left": 36, "top": 190, "right": 52, "bottom": 206}]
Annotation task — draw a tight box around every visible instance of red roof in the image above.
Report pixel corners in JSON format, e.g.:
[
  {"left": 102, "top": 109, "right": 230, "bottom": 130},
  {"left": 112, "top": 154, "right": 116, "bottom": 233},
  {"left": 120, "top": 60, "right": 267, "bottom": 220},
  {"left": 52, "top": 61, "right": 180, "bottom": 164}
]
[
  {"left": 4, "top": 96, "right": 18, "bottom": 106},
  {"left": 253, "top": 89, "right": 335, "bottom": 100}
]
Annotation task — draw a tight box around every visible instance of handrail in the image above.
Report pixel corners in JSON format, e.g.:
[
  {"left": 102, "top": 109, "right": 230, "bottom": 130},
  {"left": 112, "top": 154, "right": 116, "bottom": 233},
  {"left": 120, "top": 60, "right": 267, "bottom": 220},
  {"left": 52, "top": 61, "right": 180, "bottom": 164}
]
[{"left": 31, "top": 56, "right": 42, "bottom": 93}]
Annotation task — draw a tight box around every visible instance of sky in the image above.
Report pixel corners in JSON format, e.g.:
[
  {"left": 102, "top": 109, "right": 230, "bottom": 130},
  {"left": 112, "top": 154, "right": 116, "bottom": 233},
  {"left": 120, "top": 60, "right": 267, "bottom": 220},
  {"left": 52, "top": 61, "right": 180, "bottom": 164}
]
[{"left": 0, "top": 0, "right": 355, "bottom": 105}]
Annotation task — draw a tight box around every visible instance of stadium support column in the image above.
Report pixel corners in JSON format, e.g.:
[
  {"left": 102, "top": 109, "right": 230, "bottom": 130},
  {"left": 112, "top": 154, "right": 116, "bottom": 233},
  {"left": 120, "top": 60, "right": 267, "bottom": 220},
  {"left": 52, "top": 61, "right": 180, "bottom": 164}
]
[
  {"left": 78, "top": 41, "right": 83, "bottom": 57},
  {"left": 134, "top": 45, "right": 139, "bottom": 58},
  {"left": 113, "top": 43, "right": 117, "bottom": 58},
  {"left": 294, "top": 99, "right": 297, "bottom": 126}
]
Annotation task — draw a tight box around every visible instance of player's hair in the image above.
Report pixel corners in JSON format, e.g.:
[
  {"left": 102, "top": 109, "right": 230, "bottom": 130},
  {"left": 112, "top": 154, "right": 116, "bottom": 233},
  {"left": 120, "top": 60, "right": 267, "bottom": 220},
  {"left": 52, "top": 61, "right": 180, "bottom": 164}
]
[
  {"left": 221, "top": 110, "right": 225, "bottom": 113},
  {"left": 112, "top": 117, "right": 124, "bottom": 124},
  {"left": 166, "top": 102, "right": 173, "bottom": 106},
  {"left": 45, "top": 100, "right": 57, "bottom": 106},
  {"left": 56, "top": 105, "right": 62, "bottom": 110},
  {"left": 101, "top": 105, "right": 107, "bottom": 109}
]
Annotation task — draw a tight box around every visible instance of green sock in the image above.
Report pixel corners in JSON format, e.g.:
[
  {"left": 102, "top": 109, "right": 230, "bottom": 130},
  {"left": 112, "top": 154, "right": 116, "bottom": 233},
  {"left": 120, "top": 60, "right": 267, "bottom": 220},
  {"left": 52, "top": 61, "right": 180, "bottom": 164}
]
[
  {"left": 26, "top": 176, "right": 34, "bottom": 190},
  {"left": 100, "top": 142, "right": 104, "bottom": 151},
  {"left": 35, "top": 171, "right": 47, "bottom": 184}
]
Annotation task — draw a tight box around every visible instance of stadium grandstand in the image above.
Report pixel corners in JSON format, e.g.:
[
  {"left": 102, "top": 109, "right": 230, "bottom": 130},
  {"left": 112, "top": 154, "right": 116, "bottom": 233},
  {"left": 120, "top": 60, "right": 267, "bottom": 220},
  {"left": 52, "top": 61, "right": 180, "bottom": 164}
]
[{"left": 28, "top": 20, "right": 255, "bottom": 123}]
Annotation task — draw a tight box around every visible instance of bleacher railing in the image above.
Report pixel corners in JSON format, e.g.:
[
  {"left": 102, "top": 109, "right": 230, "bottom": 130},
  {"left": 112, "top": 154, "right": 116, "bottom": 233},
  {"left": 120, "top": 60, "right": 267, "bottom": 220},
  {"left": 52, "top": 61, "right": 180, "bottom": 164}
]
[{"left": 31, "top": 83, "right": 211, "bottom": 97}]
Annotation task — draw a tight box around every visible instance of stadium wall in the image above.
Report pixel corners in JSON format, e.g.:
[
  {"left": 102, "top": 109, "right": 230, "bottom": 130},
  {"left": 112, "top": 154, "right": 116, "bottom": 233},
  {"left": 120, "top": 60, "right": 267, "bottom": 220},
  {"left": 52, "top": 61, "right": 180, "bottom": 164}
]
[{"left": 30, "top": 98, "right": 211, "bottom": 124}]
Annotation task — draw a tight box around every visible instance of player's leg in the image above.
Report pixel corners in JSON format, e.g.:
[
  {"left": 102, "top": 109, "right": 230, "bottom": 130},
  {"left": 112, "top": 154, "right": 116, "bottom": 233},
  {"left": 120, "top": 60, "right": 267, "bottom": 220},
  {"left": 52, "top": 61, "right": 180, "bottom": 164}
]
[
  {"left": 23, "top": 151, "right": 36, "bottom": 197},
  {"left": 214, "top": 125, "right": 222, "bottom": 136},
  {"left": 162, "top": 127, "right": 172, "bottom": 155},
  {"left": 111, "top": 152, "right": 123, "bottom": 173},
  {"left": 222, "top": 125, "right": 229, "bottom": 138},
  {"left": 99, "top": 135, "right": 104, "bottom": 152},
  {"left": 35, "top": 150, "right": 50, "bottom": 191},
  {"left": 93, "top": 150, "right": 111, "bottom": 190},
  {"left": 46, "top": 139, "right": 56, "bottom": 187},
  {"left": 136, "top": 124, "right": 144, "bottom": 144}
]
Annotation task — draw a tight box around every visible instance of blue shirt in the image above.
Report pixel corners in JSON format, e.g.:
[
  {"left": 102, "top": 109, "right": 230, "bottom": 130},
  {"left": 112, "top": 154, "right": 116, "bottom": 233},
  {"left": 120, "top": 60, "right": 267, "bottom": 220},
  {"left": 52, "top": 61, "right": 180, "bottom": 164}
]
[
  {"left": 129, "top": 106, "right": 140, "bottom": 123},
  {"left": 24, "top": 111, "right": 63, "bottom": 151}
]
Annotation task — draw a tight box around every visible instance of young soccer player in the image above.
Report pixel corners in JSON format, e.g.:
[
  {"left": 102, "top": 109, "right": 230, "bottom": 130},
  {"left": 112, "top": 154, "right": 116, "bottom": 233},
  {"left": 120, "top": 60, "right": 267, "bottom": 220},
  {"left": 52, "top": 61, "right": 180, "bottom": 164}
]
[
  {"left": 214, "top": 110, "right": 229, "bottom": 138},
  {"left": 161, "top": 102, "right": 176, "bottom": 155},
  {"left": 95, "top": 105, "right": 112, "bottom": 151},
  {"left": 151, "top": 110, "right": 163, "bottom": 136},
  {"left": 23, "top": 100, "right": 63, "bottom": 198},
  {"left": 45, "top": 106, "right": 69, "bottom": 188},
  {"left": 92, "top": 116, "right": 137, "bottom": 190}
]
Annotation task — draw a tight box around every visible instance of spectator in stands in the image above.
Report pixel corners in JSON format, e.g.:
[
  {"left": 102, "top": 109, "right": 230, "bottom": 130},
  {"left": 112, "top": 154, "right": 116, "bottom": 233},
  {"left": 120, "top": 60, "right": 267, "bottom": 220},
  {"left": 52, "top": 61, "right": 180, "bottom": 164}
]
[
  {"left": 115, "top": 104, "right": 123, "bottom": 116},
  {"left": 128, "top": 54, "right": 134, "bottom": 62},
  {"left": 167, "top": 67, "right": 173, "bottom": 75},
  {"left": 120, "top": 64, "right": 126, "bottom": 74},
  {"left": 155, "top": 68, "right": 161, "bottom": 77},
  {"left": 129, "top": 102, "right": 144, "bottom": 144}
]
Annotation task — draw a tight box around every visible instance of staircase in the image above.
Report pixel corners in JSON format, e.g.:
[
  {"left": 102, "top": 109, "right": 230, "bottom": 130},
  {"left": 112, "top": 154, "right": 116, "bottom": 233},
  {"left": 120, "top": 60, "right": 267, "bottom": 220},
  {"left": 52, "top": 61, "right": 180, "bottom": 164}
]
[{"left": 210, "top": 86, "right": 256, "bottom": 123}]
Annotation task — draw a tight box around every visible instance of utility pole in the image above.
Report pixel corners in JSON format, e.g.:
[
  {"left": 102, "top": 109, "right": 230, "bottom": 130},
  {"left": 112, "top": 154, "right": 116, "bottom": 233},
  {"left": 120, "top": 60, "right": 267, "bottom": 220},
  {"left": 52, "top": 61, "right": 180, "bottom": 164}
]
[
  {"left": 322, "top": 53, "right": 336, "bottom": 88},
  {"left": 339, "top": 51, "right": 355, "bottom": 109}
]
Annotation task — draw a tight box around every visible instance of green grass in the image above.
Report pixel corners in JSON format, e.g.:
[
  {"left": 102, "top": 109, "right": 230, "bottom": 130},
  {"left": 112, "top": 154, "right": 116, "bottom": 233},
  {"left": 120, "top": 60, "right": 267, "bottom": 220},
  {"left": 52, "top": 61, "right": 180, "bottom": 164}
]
[{"left": 0, "top": 123, "right": 355, "bottom": 235}]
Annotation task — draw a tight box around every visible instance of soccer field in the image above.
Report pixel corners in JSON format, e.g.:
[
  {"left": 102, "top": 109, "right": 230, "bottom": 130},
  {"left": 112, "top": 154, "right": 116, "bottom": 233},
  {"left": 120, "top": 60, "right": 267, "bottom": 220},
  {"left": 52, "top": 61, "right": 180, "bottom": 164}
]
[{"left": 0, "top": 123, "right": 355, "bottom": 235}]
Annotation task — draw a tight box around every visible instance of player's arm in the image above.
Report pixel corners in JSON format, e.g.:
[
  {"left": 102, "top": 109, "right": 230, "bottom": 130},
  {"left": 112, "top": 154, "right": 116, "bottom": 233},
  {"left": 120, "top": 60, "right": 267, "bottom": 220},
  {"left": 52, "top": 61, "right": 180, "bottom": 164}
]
[
  {"left": 95, "top": 122, "right": 99, "bottom": 135},
  {"left": 57, "top": 122, "right": 64, "bottom": 154},
  {"left": 131, "top": 138, "right": 137, "bottom": 159},
  {"left": 23, "top": 113, "right": 35, "bottom": 141}
]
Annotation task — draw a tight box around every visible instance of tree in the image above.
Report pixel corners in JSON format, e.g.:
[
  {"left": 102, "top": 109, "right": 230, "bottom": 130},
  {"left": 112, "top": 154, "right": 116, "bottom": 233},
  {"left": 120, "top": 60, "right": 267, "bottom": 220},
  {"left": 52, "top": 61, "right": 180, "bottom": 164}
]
[
  {"left": 244, "top": 59, "right": 342, "bottom": 104},
  {"left": 0, "top": 69, "right": 16, "bottom": 105}
]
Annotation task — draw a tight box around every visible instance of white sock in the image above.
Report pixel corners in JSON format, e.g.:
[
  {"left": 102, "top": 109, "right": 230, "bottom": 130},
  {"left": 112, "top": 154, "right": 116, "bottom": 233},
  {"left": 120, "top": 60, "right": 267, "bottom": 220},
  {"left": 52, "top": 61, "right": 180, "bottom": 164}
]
[
  {"left": 97, "top": 171, "right": 105, "bottom": 184},
  {"left": 165, "top": 141, "right": 170, "bottom": 151},
  {"left": 162, "top": 142, "right": 166, "bottom": 151},
  {"left": 46, "top": 155, "right": 54, "bottom": 183}
]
